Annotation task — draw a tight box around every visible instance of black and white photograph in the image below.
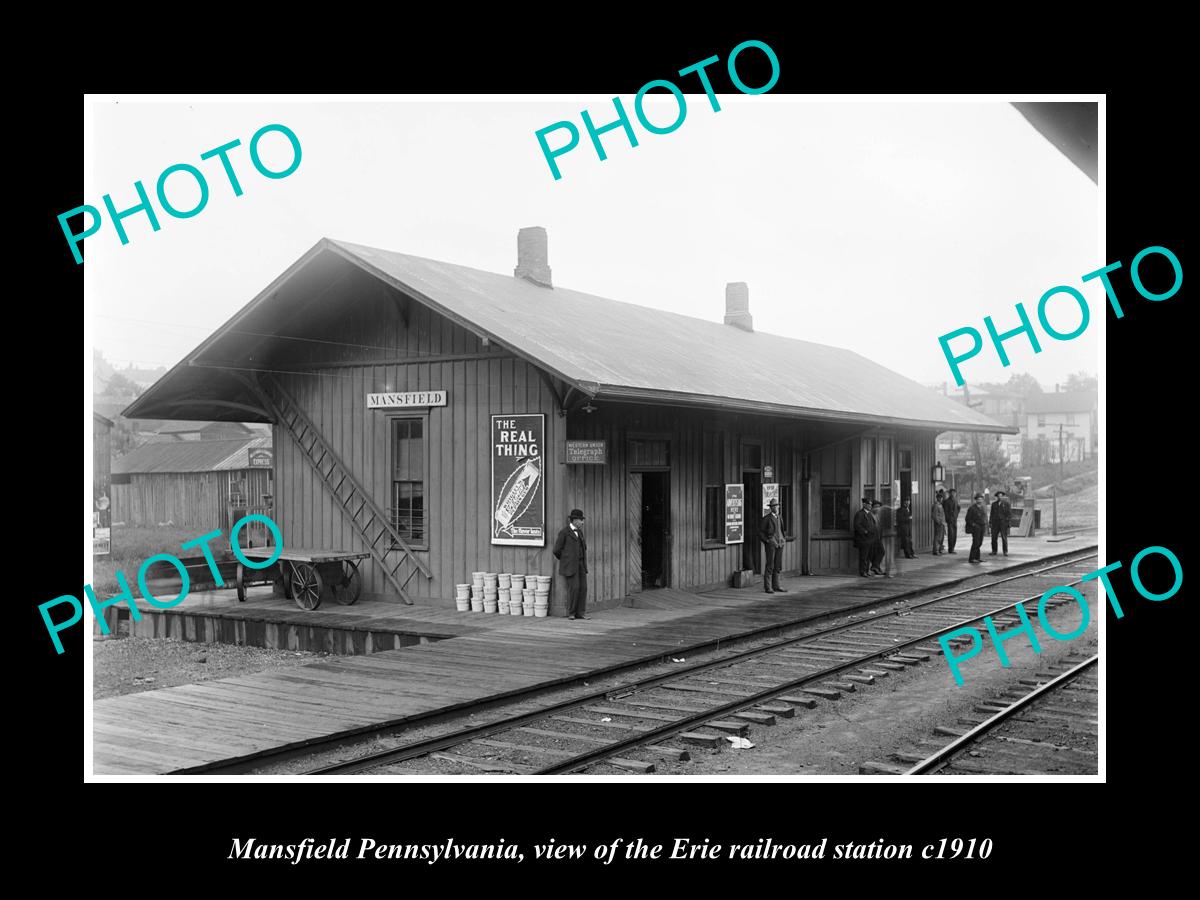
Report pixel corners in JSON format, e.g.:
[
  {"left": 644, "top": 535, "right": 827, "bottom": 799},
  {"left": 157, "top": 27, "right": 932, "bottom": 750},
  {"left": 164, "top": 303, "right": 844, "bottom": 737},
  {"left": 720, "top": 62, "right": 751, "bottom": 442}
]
[{"left": 79, "top": 92, "right": 1108, "bottom": 783}]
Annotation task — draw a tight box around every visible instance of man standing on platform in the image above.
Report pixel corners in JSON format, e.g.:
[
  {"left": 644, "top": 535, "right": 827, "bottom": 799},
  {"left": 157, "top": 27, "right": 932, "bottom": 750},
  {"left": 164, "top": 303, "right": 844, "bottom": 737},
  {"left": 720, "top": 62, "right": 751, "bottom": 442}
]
[
  {"left": 943, "top": 488, "right": 961, "bottom": 554},
  {"left": 759, "top": 498, "right": 787, "bottom": 594},
  {"left": 965, "top": 493, "right": 987, "bottom": 563},
  {"left": 869, "top": 499, "right": 886, "bottom": 575},
  {"left": 552, "top": 508, "right": 589, "bottom": 620},
  {"left": 990, "top": 490, "right": 1013, "bottom": 556},
  {"left": 853, "top": 497, "right": 879, "bottom": 577},
  {"left": 897, "top": 498, "right": 916, "bottom": 559},
  {"left": 931, "top": 490, "right": 947, "bottom": 555}
]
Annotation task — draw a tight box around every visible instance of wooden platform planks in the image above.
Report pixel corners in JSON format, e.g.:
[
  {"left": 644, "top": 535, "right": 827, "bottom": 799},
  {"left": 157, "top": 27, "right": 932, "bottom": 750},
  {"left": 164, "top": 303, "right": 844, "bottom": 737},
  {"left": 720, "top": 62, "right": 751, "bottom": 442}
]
[{"left": 93, "top": 542, "right": 1086, "bottom": 775}]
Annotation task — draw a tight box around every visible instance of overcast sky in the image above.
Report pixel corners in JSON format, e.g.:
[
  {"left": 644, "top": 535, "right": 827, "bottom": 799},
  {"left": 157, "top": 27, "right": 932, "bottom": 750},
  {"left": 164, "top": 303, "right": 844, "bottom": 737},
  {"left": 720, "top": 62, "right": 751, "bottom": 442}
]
[{"left": 86, "top": 97, "right": 1099, "bottom": 392}]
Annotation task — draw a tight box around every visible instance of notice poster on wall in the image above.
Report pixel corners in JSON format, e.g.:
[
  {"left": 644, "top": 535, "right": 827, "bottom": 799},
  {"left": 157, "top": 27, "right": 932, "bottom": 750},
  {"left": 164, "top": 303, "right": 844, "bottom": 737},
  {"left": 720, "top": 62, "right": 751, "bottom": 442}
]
[
  {"left": 491, "top": 414, "right": 546, "bottom": 546},
  {"left": 762, "top": 482, "right": 780, "bottom": 515},
  {"left": 725, "top": 483, "right": 744, "bottom": 544}
]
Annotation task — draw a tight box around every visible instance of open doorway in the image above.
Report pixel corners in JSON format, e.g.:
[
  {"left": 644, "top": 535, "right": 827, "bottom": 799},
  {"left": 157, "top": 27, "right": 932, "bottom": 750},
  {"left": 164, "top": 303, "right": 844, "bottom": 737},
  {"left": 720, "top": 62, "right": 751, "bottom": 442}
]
[
  {"left": 742, "top": 470, "right": 762, "bottom": 574},
  {"left": 639, "top": 472, "right": 669, "bottom": 589},
  {"left": 627, "top": 470, "right": 671, "bottom": 593}
]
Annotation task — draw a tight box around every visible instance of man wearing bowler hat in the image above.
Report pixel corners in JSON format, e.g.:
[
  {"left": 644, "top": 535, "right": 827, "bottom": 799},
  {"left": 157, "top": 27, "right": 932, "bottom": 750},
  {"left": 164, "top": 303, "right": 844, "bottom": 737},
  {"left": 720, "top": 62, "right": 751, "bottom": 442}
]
[
  {"left": 965, "top": 493, "right": 988, "bottom": 563},
  {"left": 553, "top": 508, "right": 589, "bottom": 620},
  {"left": 852, "top": 497, "right": 879, "bottom": 577},
  {"left": 758, "top": 497, "right": 787, "bottom": 594},
  {"left": 990, "top": 490, "right": 1013, "bottom": 556}
]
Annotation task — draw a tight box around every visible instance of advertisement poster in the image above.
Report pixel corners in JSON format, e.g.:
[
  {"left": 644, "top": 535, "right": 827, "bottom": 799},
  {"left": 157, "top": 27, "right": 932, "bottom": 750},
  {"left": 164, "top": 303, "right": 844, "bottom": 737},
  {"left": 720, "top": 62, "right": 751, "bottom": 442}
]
[
  {"left": 762, "top": 481, "right": 780, "bottom": 515},
  {"left": 491, "top": 414, "right": 545, "bottom": 546},
  {"left": 725, "top": 483, "right": 744, "bottom": 544}
]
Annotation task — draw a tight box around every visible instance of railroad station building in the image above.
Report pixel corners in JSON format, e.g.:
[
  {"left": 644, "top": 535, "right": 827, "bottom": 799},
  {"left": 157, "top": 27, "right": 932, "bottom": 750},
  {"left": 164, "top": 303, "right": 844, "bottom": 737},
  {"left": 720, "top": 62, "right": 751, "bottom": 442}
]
[{"left": 125, "top": 229, "right": 1010, "bottom": 613}]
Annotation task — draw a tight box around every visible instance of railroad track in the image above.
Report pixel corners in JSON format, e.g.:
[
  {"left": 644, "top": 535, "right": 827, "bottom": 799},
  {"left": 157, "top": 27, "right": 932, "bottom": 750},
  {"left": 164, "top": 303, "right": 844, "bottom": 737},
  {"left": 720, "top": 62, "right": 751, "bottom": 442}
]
[
  {"left": 301, "top": 551, "right": 1099, "bottom": 776},
  {"left": 877, "top": 652, "right": 1099, "bottom": 775}
]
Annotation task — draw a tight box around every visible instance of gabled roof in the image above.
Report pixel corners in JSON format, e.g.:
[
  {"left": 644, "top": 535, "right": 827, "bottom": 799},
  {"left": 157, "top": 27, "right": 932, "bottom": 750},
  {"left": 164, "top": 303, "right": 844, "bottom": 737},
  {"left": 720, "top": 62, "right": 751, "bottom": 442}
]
[
  {"left": 125, "top": 238, "right": 1014, "bottom": 433},
  {"left": 1025, "top": 390, "right": 1097, "bottom": 414},
  {"left": 113, "top": 437, "right": 271, "bottom": 475}
]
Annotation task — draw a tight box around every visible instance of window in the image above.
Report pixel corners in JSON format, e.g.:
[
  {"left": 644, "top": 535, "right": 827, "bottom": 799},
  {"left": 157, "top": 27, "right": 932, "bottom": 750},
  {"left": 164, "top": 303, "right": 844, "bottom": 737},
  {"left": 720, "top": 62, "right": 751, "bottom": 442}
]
[
  {"left": 878, "top": 437, "right": 892, "bottom": 507},
  {"left": 628, "top": 438, "right": 670, "bottom": 467},
  {"left": 1066, "top": 413, "right": 1077, "bottom": 425},
  {"left": 703, "top": 431, "right": 724, "bottom": 546},
  {"left": 741, "top": 442, "right": 761, "bottom": 470},
  {"left": 862, "top": 435, "right": 894, "bottom": 508},
  {"left": 228, "top": 474, "right": 247, "bottom": 507},
  {"left": 1037, "top": 414, "right": 1047, "bottom": 427},
  {"left": 391, "top": 418, "right": 426, "bottom": 545},
  {"left": 821, "top": 487, "right": 851, "bottom": 531}
]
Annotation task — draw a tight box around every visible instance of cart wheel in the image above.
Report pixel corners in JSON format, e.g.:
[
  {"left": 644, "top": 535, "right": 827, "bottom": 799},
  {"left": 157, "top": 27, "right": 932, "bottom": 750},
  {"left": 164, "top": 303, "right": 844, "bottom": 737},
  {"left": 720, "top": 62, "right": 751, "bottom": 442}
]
[
  {"left": 291, "top": 563, "right": 324, "bottom": 611},
  {"left": 333, "top": 560, "right": 362, "bottom": 605},
  {"left": 236, "top": 564, "right": 247, "bottom": 602}
]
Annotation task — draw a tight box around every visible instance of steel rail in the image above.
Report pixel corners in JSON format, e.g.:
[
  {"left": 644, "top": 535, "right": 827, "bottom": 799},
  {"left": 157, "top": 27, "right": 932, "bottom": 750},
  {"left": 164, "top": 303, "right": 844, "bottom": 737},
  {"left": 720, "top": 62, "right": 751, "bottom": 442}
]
[
  {"left": 189, "top": 547, "right": 1093, "bottom": 773},
  {"left": 903, "top": 654, "right": 1099, "bottom": 775},
  {"left": 533, "top": 576, "right": 1096, "bottom": 774},
  {"left": 307, "top": 553, "right": 1097, "bottom": 775}
]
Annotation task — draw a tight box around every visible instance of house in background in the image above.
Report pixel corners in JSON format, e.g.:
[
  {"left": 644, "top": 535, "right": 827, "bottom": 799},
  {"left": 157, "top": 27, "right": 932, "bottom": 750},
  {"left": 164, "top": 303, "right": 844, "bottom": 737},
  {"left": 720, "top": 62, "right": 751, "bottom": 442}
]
[
  {"left": 1024, "top": 389, "right": 1098, "bottom": 462},
  {"left": 937, "top": 385, "right": 1025, "bottom": 472},
  {"left": 111, "top": 436, "right": 273, "bottom": 536},
  {"left": 146, "top": 420, "right": 262, "bottom": 442}
]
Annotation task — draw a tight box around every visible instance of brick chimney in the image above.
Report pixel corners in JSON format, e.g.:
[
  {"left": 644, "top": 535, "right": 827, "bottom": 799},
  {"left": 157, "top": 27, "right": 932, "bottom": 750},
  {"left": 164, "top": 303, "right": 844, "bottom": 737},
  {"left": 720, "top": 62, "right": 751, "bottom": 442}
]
[
  {"left": 514, "top": 226, "right": 552, "bottom": 288},
  {"left": 724, "top": 282, "right": 753, "bottom": 332}
]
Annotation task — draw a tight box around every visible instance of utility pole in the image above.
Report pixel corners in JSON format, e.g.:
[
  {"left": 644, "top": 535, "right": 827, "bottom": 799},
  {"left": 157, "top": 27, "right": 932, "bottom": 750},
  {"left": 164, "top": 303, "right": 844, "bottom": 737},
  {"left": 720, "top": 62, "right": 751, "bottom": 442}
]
[
  {"left": 1058, "top": 423, "right": 1064, "bottom": 485},
  {"left": 964, "top": 383, "right": 984, "bottom": 496}
]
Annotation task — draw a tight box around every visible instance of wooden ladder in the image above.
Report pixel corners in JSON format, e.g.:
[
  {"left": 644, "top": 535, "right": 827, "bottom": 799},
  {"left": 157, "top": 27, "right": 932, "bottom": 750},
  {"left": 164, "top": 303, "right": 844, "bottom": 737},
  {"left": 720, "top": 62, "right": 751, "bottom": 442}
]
[{"left": 258, "top": 374, "right": 432, "bottom": 604}]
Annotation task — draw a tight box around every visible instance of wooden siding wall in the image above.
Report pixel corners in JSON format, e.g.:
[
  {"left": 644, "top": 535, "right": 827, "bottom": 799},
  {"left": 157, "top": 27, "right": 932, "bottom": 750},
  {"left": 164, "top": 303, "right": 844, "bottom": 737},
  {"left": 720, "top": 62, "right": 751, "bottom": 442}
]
[
  {"left": 564, "top": 406, "right": 814, "bottom": 598},
  {"left": 272, "top": 297, "right": 564, "bottom": 606},
  {"left": 112, "top": 468, "right": 271, "bottom": 533},
  {"left": 94, "top": 420, "right": 111, "bottom": 497},
  {"left": 113, "top": 472, "right": 223, "bottom": 531},
  {"left": 266, "top": 273, "right": 944, "bottom": 605}
]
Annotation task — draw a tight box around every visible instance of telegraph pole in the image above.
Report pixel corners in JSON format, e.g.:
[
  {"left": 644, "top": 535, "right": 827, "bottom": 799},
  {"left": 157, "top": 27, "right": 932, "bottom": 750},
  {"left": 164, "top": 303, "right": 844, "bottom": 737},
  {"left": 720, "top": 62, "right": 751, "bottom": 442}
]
[
  {"left": 1058, "top": 423, "right": 1064, "bottom": 484},
  {"left": 964, "top": 383, "right": 984, "bottom": 496}
]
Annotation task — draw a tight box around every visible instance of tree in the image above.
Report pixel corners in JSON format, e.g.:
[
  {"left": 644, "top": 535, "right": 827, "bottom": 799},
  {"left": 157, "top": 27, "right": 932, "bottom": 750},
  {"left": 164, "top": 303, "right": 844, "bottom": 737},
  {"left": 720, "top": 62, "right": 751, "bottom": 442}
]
[
  {"left": 1002, "top": 372, "right": 1043, "bottom": 398},
  {"left": 974, "top": 434, "right": 1015, "bottom": 493},
  {"left": 1065, "top": 371, "right": 1097, "bottom": 392},
  {"left": 104, "top": 371, "right": 141, "bottom": 402}
]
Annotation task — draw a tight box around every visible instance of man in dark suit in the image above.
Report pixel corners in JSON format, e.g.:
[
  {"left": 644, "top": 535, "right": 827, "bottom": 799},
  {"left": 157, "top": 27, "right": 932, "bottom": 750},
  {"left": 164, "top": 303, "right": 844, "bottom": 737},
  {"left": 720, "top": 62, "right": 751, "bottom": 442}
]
[
  {"left": 552, "top": 508, "right": 589, "bottom": 620},
  {"left": 869, "top": 499, "right": 886, "bottom": 575},
  {"left": 965, "top": 493, "right": 987, "bottom": 563},
  {"left": 990, "top": 490, "right": 1013, "bottom": 556},
  {"left": 943, "top": 489, "right": 961, "bottom": 554},
  {"left": 931, "top": 490, "right": 946, "bottom": 555},
  {"left": 758, "top": 498, "right": 787, "bottom": 594},
  {"left": 897, "top": 498, "right": 916, "bottom": 559},
  {"left": 852, "top": 497, "right": 879, "bottom": 577}
]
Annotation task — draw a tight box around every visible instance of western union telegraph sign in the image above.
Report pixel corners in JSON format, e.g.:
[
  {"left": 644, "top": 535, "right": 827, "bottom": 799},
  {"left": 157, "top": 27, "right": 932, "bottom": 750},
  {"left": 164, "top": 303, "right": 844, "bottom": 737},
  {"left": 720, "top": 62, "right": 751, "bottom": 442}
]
[{"left": 366, "top": 391, "right": 448, "bottom": 409}]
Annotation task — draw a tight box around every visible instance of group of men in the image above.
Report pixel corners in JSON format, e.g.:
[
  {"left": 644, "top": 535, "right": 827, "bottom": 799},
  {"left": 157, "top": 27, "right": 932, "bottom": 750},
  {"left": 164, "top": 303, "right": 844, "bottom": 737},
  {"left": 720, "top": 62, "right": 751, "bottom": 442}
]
[
  {"left": 850, "top": 488, "right": 1014, "bottom": 576},
  {"left": 851, "top": 497, "right": 892, "bottom": 577},
  {"left": 556, "top": 488, "right": 1017, "bottom": 613},
  {"left": 931, "top": 488, "right": 1012, "bottom": 564}
]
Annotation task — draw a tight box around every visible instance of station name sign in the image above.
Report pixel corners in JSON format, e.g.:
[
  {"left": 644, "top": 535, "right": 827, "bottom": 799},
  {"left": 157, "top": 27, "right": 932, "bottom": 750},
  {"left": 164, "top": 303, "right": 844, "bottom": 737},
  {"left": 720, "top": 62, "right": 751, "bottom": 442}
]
[{"left": 367, "top": 391, "right": 448, "bottom": 409}]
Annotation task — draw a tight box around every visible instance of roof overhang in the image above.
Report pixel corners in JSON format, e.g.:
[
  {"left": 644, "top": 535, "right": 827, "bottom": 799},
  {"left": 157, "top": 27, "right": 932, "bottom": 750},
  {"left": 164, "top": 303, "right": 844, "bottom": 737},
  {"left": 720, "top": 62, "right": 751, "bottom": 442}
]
[{"left": 123, "top": 238, "right": 1017, "bottom": 435}]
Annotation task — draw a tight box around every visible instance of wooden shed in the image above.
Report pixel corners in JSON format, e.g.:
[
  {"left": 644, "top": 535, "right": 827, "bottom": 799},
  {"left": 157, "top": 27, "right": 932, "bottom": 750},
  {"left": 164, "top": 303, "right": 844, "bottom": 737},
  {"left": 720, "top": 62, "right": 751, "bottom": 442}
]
[
  {"left": 93, "top": 413, "right": 113, "bottom": 556},
  {"left": 124, "top": 230, "right": 1011, "bottom": 613},
  {"left": 111, "top": 436, "right": 273, "bottom": 534}
]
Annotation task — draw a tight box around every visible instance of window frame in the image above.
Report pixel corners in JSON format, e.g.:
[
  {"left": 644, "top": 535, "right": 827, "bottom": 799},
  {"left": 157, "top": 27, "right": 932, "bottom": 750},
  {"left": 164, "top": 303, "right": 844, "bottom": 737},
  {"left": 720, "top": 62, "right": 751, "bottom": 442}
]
[
  {"left": 819, "top": 485, "right": 852, "bottom": 534},
  {"left": 702, "top": 430, "right": 726, "bottom": 550},
  {"left": 388, "top": 412, "right": 430, "bottom": 551}
]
